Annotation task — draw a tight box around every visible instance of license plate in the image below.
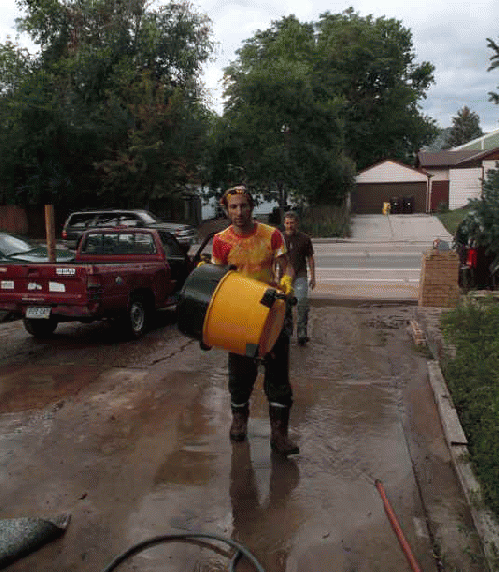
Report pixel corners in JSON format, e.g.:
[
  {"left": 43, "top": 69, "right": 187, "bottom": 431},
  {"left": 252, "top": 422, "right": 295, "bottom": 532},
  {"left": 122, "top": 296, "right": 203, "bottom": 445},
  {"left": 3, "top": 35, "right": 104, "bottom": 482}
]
[{"left": 25, "top": 307, "right": 51, "bottom": 319}]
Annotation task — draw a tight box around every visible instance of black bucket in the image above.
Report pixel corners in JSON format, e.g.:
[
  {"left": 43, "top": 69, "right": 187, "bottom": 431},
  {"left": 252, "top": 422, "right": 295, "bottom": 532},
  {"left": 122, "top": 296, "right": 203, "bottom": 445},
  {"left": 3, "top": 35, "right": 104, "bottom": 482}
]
[{"left": 177, "top": 263, "right": 230, "bottom": 345}]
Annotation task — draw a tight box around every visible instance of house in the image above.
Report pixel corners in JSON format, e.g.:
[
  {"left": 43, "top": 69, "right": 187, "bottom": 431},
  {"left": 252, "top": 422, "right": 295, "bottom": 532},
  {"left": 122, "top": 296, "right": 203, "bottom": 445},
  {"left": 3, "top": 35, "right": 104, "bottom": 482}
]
[
  {"left": 352, "top": 159, "right": 430, "bottom": 214},
  {"left": 451, "top": 126, "right": 499, "bottom": 151},
  {"left": 416, "top": 148, "right": 499, "bottom": 211}
]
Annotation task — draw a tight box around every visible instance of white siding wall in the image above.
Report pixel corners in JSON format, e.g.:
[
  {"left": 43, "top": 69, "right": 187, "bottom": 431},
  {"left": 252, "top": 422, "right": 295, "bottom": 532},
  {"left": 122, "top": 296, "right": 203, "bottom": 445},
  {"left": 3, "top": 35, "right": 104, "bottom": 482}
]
[
  {"left": 426, "top": 168, "right": 449, "bottom": 181},
  {"left": 449, "top": 168, "right": 482, "bottom": 209},
  {"left": 483, "top": 160, "right": 499, "bottom": 177},
  {"left": 356, "top": 160, "right": 427, "bottom": 183}
]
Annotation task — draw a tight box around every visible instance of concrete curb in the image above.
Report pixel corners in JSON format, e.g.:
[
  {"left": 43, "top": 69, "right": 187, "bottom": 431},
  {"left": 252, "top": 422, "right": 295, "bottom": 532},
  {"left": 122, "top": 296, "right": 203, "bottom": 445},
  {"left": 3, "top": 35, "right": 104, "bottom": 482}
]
[
  {"left": 425, "top": 354, "right": 499, "bottom": 571},
  {"left": 310, "top": 238, "right": 444, "bottom": 244},
  {"left": 309, "top": 296, "right": 417, "bottom": 308}
]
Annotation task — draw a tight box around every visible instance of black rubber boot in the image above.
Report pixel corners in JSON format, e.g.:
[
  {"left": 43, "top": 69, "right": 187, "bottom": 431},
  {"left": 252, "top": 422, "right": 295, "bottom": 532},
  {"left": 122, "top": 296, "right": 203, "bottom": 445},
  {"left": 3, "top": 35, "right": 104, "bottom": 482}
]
[
  {"left": 230, "top": 404, "right": 249, "bottom": 442},
  {"left": 269, "top": 405, "right": 299, "bottom": 455}
]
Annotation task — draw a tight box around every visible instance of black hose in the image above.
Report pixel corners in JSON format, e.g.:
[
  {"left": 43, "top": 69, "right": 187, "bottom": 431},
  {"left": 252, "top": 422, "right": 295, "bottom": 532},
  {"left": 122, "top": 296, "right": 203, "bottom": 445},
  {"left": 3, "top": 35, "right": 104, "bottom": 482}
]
[{"left": 99, "top": 532, "right": 266, "bottom": 572}]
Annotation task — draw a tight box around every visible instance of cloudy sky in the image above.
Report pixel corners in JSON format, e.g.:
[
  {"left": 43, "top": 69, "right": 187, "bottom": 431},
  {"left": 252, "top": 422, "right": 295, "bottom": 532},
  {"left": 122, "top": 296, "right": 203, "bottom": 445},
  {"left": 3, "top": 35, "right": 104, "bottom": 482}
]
[{"left": 2, "top": 0, "right": 499, "bottom": 132}]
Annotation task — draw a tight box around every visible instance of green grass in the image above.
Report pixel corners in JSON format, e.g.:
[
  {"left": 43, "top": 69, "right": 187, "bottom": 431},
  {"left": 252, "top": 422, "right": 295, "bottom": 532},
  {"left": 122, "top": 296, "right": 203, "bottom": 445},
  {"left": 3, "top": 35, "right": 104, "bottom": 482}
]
[
  {"left": 436, "top": 206, "right": 472, "bottom": 236},
  {"left": 441, "top": 296, "right": 499, "bottom": 523}
]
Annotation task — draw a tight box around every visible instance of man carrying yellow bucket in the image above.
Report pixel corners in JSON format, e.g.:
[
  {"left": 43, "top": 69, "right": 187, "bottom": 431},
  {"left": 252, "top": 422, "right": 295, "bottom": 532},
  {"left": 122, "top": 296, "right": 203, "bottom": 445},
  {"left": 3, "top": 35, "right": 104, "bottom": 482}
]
[{"left": 212, "top": 186, "right": 299, "bottom": 456}]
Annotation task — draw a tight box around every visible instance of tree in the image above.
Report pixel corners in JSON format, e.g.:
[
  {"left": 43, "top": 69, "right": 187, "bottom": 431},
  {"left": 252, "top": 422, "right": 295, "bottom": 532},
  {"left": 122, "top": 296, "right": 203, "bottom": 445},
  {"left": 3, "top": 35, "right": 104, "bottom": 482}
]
[
  {"left": 444, "top": 106, "right": 483, "bottom": 148},
  {"left": 456, "top": 167, "right": 499, "bottom": 277},
  {"left": 422, "top": 127, "right": 452, "bottom": 151},
  {"left": 487, "top": 36, "right": 499, "bottom": 104},
  {"left": 0, "top": 0, "right": 214, "bottom": 209},
  {"left": 314, "top": 9, "right": 437, "bottom": 169},
  {"left": 216, "top": 10, "right": 436, "bottom": 209},
  {"left": 218, "top": 15, "right": 355, "bottom": 207}
]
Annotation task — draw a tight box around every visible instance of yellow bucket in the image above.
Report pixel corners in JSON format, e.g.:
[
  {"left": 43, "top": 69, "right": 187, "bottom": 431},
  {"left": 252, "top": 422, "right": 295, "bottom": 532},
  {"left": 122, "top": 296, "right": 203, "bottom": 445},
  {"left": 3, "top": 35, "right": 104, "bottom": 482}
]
[
  {"left": 177, "top": 264, "right": 286, "bottom": 358},
  {"left": 203, "top": 271, "right": 286, "bottom": 358}
]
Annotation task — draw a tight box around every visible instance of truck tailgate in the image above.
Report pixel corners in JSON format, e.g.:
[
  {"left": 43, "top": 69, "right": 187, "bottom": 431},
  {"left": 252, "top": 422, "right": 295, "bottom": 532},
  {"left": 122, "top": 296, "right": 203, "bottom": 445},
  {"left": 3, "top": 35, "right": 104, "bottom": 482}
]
[{"left": 0, "top": 263, "right": 94, "bottom": 307}]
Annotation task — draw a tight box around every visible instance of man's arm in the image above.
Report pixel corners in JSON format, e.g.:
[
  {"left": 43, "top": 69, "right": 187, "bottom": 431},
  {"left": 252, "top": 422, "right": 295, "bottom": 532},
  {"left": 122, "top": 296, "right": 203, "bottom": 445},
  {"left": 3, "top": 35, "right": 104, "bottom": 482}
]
[
  {"left": 271, "top": 228, "right": 293, "bottom": 283},
  {"left": 307, "top": 254, "right": 316, "bottom": 290},
  {"left": 275, "top": 253, "right": 295, "bottom": 296},
  {"left": 275, "top": 253, "right": 294, "bottom": 281}
]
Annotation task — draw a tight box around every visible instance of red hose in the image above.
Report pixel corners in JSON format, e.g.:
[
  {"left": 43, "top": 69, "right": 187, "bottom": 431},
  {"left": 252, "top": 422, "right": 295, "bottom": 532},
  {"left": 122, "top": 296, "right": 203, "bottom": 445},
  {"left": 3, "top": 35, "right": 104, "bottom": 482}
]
[{"left": 375, "top": 479, "right": 423, "bottom": 572}]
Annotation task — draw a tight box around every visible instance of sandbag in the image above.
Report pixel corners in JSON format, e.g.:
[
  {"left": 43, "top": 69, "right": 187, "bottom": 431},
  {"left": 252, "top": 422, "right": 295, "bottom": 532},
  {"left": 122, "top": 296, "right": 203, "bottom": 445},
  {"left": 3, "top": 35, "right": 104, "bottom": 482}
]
[{"left": 0, "top": 514, "right": 70, "bottom": 569}]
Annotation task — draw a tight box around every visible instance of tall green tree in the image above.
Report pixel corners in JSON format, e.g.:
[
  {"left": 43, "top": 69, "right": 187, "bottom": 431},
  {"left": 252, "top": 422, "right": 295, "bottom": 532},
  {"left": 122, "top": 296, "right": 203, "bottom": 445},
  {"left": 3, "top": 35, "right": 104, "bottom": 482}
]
[
  {"left": 487, "top": 36, "right": 499, "bottom": 104},
  {"left": 0, "top": 0, "right": 214, "bottom": 209},
  {"left": 215, "top": 10, "right": 436, "bottom": 207},
  {"left": 444, "top": 106, "right": 483, "bottom": 148},
  {"left": 218, "top": 15, "right": 355, "bottom": 206},
  {"left": 315, "top": 9, "right": 437, "bottom": 169}
]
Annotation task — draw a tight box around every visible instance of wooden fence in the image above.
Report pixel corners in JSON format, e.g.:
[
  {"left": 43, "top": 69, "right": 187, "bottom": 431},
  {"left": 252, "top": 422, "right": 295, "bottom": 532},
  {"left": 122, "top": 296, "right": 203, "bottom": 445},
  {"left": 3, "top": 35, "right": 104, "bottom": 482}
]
[
  {"left": 0, "top": 205, "right": 29, "bottom": 235},
  {"left": 0, "top": 205, "right": 68, "bottom": 238}
]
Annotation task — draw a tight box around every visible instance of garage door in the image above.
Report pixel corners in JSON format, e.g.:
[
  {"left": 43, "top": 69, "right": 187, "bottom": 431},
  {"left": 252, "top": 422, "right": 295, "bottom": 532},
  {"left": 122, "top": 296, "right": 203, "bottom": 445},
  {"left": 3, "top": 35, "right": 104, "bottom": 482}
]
[{"left": 353, "top": 182, "right": 428, "bottom": 214}]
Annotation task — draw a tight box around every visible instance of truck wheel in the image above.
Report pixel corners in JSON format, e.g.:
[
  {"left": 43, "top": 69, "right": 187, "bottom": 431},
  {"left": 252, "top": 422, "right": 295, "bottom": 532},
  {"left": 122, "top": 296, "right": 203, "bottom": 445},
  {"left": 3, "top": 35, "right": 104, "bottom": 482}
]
[
  {"left": 124, "top": 296, "right": 149, "bottom": 339},
  {"left": 23, "top": 317, "right": 58, "bottom": 338}
]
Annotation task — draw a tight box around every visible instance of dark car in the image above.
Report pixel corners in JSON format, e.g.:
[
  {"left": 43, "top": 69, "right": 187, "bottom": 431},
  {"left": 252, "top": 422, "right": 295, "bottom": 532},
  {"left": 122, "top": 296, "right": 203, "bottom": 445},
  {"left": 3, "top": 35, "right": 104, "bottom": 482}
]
[
  {"left": 61, "top": 209, "right": 198, "bottom": 250},
  {"left": 0, "top": 232, "right": 75, "bottom": 263}
]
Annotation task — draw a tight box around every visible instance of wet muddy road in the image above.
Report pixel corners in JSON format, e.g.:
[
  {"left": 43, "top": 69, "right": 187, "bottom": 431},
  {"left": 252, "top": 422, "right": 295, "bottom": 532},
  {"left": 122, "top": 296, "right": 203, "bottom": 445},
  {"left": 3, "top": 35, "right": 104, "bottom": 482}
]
[{"left": 0, "top": 307, "right": 483, "bottom": 572}]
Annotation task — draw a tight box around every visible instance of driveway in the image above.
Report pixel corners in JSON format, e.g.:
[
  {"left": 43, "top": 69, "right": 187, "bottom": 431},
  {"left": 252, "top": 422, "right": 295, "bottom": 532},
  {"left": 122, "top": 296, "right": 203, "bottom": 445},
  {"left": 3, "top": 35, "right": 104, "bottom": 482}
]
[
  {"left": 348, "top": 214, "right": 453, "bottom": 244},
  {"left": 0, "top": 304, "right": 485, "bottom": 572}
]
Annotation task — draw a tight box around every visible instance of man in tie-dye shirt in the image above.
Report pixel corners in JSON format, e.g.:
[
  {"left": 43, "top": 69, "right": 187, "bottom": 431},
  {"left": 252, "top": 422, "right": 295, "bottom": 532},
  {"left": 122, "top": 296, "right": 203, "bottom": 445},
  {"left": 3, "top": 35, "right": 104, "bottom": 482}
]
[{"left": 212, "top": 185, "right": 299, "bottom": 456}]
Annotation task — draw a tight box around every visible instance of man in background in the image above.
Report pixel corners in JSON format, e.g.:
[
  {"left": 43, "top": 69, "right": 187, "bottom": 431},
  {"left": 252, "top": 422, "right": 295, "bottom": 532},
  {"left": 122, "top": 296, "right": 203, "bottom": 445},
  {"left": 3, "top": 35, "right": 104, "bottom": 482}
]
[{"left": 283, "top": 211, "right": 316, "bottom": 346}]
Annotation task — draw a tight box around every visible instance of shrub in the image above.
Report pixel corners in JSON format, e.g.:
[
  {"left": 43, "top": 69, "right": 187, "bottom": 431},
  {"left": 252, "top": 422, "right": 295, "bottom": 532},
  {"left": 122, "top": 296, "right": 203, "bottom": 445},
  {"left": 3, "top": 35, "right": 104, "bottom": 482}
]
[
  {"left": 457, "top": 166, "right": 499, "bottom": 273},
  {"left": 441, "top": 297, "right": 499, "bottom": 520},
  {"left": 300, "top": 203, "right": 351, "bottom": 238}
]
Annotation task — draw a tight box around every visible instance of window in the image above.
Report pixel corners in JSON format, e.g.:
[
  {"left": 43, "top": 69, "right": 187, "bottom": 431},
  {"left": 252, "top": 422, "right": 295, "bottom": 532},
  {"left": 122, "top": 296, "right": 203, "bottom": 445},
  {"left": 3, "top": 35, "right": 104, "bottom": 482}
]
[
  {"left": 67, "top": 213, "right": 99, "bottom": 229},
  {"left": 82, "top": 234, "right": 103, "bottom": 254},
  {"left": 95, "top": 215, "right": 119, "bottom": 228},
  {"left": 117, "top": 216, "right": 139, "bottom": 227},
  {"left": 81, "top": 232, "right": 156, "bottom": 255},
  {"left": 102, "top": 233, "right": 119, "bottom": 253},
  {"left": 132, "top": 233, "right": 155, "bottom": 254},
  {"left": 158, "top": 232, "right": 183, "bottom": 257}
]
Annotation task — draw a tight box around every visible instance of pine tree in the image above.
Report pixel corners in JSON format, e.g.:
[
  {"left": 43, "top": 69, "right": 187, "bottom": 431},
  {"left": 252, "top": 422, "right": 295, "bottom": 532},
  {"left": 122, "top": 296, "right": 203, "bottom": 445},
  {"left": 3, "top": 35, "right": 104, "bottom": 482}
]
[
  {"left": 445, "top": 106, "right": 483, "bottom": 148},
  {"left": 487, "top": 37, "right": 499, "bottom": 104}
]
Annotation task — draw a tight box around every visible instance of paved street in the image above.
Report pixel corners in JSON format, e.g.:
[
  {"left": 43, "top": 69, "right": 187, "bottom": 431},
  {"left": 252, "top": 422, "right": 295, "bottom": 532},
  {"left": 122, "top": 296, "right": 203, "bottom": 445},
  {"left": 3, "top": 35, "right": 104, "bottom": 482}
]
[
  {"left": 192, "top": 214, "right": 454, "bottom": 304},
  {"left": 311, "top": 214, "right": 453, "bottom": 303}
]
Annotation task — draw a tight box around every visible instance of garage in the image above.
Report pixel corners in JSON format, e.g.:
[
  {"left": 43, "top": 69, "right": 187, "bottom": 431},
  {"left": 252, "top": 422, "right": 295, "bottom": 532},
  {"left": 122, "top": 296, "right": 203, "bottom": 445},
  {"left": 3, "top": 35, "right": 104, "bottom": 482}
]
[{"left": 352, "top": 160, "right": 429, "bottom": 214}]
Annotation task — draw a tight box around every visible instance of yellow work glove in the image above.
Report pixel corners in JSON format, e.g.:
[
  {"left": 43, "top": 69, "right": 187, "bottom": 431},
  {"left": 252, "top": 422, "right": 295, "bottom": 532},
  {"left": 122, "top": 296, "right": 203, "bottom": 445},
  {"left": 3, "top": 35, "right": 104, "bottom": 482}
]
[
  {"left": 279, "top": 275, "right": 294, "bottom": 297},
  {"left": 196, "top": 254, "right": 212, "bottom": 267}
]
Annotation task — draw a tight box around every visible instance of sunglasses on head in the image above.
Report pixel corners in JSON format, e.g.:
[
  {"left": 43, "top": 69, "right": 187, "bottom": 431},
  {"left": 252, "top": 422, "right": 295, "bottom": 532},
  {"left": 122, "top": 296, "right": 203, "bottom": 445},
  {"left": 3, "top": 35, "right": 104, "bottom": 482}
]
[
  {"left": 226, "top": 187, "right": 247, "bottom": 196},
  {"left": 220, "top": 186, "right": 253, "bottom": 207}
]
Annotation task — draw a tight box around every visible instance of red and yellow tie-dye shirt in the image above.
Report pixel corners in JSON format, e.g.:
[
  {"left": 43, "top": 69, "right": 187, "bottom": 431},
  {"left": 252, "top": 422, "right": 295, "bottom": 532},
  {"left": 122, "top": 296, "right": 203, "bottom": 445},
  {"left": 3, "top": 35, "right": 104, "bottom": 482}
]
[{"left": 212, "top": 222, "right": 286, "bottom": 285}]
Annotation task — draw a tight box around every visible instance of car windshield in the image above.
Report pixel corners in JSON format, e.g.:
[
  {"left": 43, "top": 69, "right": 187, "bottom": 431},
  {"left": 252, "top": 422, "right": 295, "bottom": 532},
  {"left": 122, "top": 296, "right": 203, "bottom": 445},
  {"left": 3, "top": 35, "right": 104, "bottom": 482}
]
[
  {"left": 0, "top": 235, "right": 35, "bottom": 255},
  {"left": 138, "top": 211, "right": 160, "bottom": 223},
  {"left": 9, "top": 250, "right": 45, "bottom": 260}
]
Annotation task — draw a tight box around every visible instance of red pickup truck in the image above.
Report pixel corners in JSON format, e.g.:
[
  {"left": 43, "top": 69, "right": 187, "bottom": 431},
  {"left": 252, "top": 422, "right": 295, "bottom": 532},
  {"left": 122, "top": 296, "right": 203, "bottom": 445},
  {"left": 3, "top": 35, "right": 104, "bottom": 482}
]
[{"left": 0, "top": 227, "right": 204, "bottom": 339}]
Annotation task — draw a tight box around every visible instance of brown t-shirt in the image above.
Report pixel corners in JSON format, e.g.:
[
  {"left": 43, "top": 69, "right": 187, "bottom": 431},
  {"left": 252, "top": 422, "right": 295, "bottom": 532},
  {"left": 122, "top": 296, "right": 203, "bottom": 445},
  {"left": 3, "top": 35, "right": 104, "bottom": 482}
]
[{"left": 284, "top": 231, "right": 313, "bottom": 279}]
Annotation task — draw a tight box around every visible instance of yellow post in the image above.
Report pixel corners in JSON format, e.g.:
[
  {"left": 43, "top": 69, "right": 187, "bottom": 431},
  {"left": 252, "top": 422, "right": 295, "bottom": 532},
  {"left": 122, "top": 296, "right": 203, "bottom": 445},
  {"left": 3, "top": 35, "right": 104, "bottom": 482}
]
[
  {"left": 44, "top": 205, "right": 56, "bottom": 263},
  {"left": 382, "top": 202, "right": 391, "bottom": 215}
]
